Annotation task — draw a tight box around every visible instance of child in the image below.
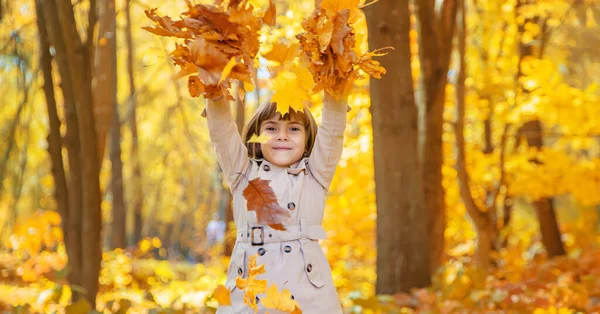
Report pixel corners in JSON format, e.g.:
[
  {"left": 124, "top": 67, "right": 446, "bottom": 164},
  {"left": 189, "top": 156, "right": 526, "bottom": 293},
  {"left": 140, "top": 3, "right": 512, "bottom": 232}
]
[{"left": 207, "top": 92, "right": 347, "bottom": 313}]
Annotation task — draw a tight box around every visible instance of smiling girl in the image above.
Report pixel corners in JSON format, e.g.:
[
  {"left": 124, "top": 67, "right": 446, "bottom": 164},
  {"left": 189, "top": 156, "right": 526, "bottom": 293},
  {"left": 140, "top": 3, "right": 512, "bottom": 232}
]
[{"left": 207, "top": 92, "right": 347, "bottom": 313}]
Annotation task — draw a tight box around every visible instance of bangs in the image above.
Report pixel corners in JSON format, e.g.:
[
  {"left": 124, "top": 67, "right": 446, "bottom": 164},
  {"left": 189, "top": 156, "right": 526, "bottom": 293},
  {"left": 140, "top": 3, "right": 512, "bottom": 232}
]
[{"left": 259, "top": 102, "right": 311, "bottom": 127}]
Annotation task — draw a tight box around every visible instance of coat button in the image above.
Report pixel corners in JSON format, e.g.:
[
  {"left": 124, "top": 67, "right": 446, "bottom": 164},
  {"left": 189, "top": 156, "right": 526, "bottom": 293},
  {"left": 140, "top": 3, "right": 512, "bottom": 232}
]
[
  {"left": 284, "top": 245, "right": 292, "bottom": 253},
  {"left": 238, "top": 267, "right": 243, "bottom": 275},
  {"left": 263, "top": 164, "right": 270, "bottom": 171},
  {"left": 306, "top": 264, "right": 312, "bottom": 272},
  {"left": 258, "top": 248, "right": 266, "bottom": 256},
  {"left": 287, "top": 202, "right": 296, "bottom": 210}
]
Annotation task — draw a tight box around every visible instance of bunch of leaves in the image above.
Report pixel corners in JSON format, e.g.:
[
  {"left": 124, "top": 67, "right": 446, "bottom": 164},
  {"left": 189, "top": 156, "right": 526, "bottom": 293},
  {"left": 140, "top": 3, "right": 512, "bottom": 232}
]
[
  {"left": 295, "top": 0, "right": 390, "bottom": 99},
  {"left": 143, "top": 0, "right": 276, "bottom": 100}
]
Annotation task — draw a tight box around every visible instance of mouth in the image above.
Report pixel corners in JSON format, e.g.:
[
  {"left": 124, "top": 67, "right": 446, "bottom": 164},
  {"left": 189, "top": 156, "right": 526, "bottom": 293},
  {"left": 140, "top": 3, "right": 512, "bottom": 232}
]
[{"left": 272, "top": 147, "right": 292, "bottom": 151}]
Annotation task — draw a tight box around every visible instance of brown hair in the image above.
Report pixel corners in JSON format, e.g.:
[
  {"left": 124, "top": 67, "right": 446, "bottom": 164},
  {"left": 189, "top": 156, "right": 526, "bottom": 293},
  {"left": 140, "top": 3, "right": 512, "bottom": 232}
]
[{"left": 242, "top": 101, "right": 318, "bottom": 159}]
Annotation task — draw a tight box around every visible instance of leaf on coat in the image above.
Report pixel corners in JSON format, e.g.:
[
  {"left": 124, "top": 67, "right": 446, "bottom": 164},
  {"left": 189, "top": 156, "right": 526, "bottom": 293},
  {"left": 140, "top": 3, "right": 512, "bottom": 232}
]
[
  {"left": 236, "top": 255, "right": 267, "bottom": 312},
  {"left": 242, "top": 178, "right": 291, "bottom": 231},
  {"left": 213, "top": 284, "right": 231, "bottom": 306},
  {"left": 262, "top": 283, "right": 303, "bottom": 313}
]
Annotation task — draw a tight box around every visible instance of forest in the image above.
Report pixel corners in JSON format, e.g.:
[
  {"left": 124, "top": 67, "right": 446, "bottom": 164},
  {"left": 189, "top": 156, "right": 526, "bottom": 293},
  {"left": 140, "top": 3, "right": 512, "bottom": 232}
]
[{"left": 1, "top": 0, "right": 600, "bottom": 313}]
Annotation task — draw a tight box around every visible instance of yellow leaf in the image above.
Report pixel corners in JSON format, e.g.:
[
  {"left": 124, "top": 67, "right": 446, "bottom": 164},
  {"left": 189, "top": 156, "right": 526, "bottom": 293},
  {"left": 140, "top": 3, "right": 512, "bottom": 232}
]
[
  {"left": 319, "top": 0, "right": 360, "bottom": 14},
  {"left": 236, "top": 255, "right": 267, "bottom": 312},
  {"left": 261, "top": 283, "right": 299, "bottom": 313},
  {"left": 243, "top": 80, "right": 255, "bottom": 92},
  {"left": 247, "top": 133, "right": 271, "bottom": 144},
  {"left": 271, "top": 68, "right": 311, "bottom": 115},
  {"left": 219, "top": 57, "right": 237, "bottom": 84},
  {"left": 213, "top": 285, "right": 231, "bottom": 306},
  {"left": 263, "top": 40, "right": 299, "bottom": 65}
]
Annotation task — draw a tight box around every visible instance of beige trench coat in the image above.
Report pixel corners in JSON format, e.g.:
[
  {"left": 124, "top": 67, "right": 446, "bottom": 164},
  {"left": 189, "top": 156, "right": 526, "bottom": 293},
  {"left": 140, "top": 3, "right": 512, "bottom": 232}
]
[{"left": 207, "top": 97, "right": 347, "bottom": 313}]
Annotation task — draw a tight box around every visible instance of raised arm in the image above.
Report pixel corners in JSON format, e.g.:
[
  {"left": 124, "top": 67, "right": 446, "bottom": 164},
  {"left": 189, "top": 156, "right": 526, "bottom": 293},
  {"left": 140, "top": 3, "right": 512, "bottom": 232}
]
[
  {"left": 206, "top": 97, "right": 250, "bottom": 193},
  {"left": 308, "top": 93, "right": 348, "bottom": 190}
]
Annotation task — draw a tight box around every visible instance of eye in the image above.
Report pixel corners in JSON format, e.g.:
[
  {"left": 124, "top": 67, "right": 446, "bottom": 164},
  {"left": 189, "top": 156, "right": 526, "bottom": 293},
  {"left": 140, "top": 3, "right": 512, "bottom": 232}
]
[
  {"left": 290, "top": 127, "right": 301, "bottom": 131},
  {"left": 266, "top": 127, "right": 276, "bottom": 131}
]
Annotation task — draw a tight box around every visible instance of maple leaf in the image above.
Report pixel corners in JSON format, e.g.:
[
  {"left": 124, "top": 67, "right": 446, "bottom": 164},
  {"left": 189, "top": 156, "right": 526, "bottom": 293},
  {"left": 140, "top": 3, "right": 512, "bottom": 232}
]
[
  {"left": 318, "top": 0, "right": 360, "bottom": 14},
  {"left": 236, "top": 255, "right": 267, "bottom": 312},
  {"left": 213, "top": 285, "right": 232, "bottom": 306},
  {"left": 263, "top": 40, "right": 299, "bottom": 65},
  {"left": 270, "top": 67, "right": 314, "bottom": 116},
  {"left": 247, "top": 133, "right": 271, "bottom": 144},
  {"left": 261, "top": 283, "right": 302, "bottom": 313},
  {"left": 242, "top": 178, "right": 291, "bottom": 231}
]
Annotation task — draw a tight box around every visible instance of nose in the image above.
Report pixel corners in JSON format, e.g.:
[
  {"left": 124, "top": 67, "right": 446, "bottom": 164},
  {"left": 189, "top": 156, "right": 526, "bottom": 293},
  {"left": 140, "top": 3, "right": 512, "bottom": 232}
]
[{"left": 276, "top": 128, "right": 289, "bottom": 141}]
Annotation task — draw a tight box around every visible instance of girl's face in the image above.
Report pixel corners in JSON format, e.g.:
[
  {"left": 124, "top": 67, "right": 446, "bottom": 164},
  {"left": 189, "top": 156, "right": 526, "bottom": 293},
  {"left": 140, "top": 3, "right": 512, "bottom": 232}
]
[{"left": 259, "top": 114, "right": 307, "bottom": 167}]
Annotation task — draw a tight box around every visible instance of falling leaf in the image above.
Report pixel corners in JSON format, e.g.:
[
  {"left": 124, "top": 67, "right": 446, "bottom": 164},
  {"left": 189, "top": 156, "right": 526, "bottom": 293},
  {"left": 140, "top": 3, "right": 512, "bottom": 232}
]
[
  {"left": 263, "top": 40, "right": 299, "bottom": 65},
  {"left": 236, "top": 255, "right": 267, "bottom": 312},
  {"left": 213, "top": 285, "right": 232, "bottom": 306},
  {"left": 271, "top": 67, "right": 313, "bottom": 116},
  {"left": 261, "top": 283, "right": 302, "bottom": 313},
  {"left": 242, "top": 178, "right": 291, "bottom": 230},
  {"left": 248, "top": 133, "right": 271, "bottom": 144}
]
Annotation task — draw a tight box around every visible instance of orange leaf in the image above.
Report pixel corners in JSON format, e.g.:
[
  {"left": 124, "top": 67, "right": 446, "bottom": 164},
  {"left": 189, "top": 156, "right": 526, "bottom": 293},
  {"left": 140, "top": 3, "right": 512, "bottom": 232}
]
[
  {"left": 263, "top": 0, "right": 277, "bottom": 26},
  {"left": 263, "top": 40, "right": 299, "bottom": 65},
  {"left": 213, "top": 285, "right": 231, "bottom": 306},
  {"left": 188, "top": 76, "right": 202, "bottom": 98},
  {"left": 242, "top": 178, "right": 291, "bottom": 230}
]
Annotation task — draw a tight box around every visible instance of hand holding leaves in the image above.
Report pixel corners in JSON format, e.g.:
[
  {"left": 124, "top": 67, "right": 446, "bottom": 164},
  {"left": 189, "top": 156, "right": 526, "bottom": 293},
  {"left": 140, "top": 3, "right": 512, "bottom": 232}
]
[{"left": 144, "top": 0, "right": 275, "bottom": 100}]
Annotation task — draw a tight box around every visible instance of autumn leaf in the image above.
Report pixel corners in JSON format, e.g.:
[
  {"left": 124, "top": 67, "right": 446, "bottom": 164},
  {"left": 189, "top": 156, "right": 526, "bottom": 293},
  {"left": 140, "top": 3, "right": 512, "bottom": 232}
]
[
  {"left": 263, "top": 0, "right": 276, "bottom": 26},
  {"left": 263, "top": 40, "right": 299, "bottom": 65},
  {"left": 261, "top": 283, "right": 302, "bottom": 313},
  {"left": 296, "top": 0, "right": 390, "bottom": 98},
  {"left": 242, "top": 178, "right": 291, "bottom": 230},
  {"left": 270, "top": 67, "right": 314, "bottom": 116},
  {"left": 236, "top": 255, "right": 267, "bottom": 312},
  {"left": 319, "top": 0, "right": 361, "bottom": 15},
  {"left": 220, "top": 57, "right": 238, "bottom": 84},
  {"left": 247, "top": 133, "right": 271, "bottom": 144},
  {"left": 144, "top": 0, "right": 267, "bottom": 100},
  {"left": 213, "top": 285, "right": 231, "bottom": 306}
]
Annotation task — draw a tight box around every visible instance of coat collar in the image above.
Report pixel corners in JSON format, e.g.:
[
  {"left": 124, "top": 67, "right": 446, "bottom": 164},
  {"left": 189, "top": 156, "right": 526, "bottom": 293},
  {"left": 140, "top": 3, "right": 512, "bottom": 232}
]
[{"left": 254, "top": 157, "right": 308, "bottom": 175}]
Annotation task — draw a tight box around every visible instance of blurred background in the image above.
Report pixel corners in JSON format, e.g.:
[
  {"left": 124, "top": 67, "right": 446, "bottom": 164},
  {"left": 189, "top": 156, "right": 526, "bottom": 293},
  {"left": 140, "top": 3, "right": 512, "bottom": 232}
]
[{"left": 1, "top": 0, "right": 600, "bottom": 312}]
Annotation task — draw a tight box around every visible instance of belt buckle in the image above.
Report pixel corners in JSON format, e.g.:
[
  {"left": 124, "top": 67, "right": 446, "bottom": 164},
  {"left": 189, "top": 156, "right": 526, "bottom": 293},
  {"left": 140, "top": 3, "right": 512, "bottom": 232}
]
[{"left": 251, "top": 226, "right": 264, "bottom": 246}]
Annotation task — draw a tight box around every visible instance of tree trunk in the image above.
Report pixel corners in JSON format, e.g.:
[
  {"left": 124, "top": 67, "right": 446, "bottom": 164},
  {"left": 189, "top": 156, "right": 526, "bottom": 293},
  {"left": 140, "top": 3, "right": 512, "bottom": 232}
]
[
  {"left": 93, "top": 0, "right": 115, "bottom": 161},
  {"left": 110, "top": 105, "right": 126, "bottom": 249},
  {"left": 125, "top": 0, "right": 143, "bottom": 247},
  {"left": 366, "top": 0, "right": 429, "bottom": 293},
  {"left": 39, "top": 0, "right": 85, "bottom": 302},
  {"left": 515, "top": 0, "right": 565, "bottom": 258},
  {"left": 36, "top": 0, "right": 70, "bottom": 247},
  {"left": 414, "top": 0, "right": 458, "bottom": 273},
  {"left": 39, "top": 0, "right": 103, "bottom": 306},
  {"left": 520, "top": 121, "right": 566, "bottom": 257}
]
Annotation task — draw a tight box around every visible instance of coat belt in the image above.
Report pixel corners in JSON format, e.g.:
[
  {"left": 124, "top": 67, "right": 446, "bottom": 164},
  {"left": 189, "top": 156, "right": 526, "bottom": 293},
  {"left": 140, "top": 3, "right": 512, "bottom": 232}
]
[{"left": 236, "top": 223, "right": 327, "bottom": 244}]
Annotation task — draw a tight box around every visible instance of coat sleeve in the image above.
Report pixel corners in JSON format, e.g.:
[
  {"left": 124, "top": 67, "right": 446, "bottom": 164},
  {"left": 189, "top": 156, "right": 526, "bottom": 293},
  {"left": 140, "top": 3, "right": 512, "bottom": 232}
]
[
  {"left": 206, "top": 98, "right": 250, "bottom": 193},
  {"left": 308, "top": 95, "right": 348, "bottom": 190}
]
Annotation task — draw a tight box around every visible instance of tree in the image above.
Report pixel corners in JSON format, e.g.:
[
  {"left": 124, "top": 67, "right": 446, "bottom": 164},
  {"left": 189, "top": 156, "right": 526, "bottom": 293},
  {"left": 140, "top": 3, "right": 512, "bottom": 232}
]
[
  {"left": 366, "top": 0, "right": 429, "bottom": 293},
  {"left": 36, "top": 0, "right": 109, "bottom": 306},
  {"left": 414, "top": 0, "right": 458, "bottom": 273}
]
